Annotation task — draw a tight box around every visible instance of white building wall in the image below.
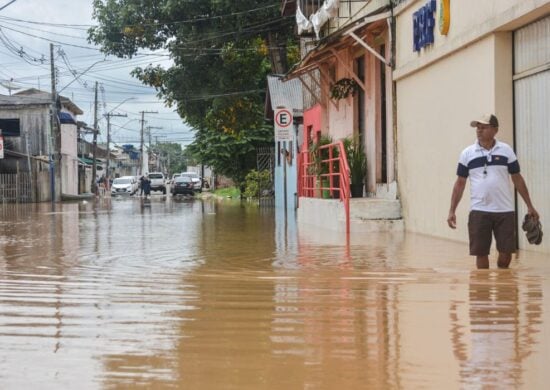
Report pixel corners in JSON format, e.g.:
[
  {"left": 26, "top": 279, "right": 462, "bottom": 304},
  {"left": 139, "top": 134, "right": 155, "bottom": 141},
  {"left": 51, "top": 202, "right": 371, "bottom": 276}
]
[
  {"left": 394, "top": 0, "right": 549, "bottom": 243},
  {"left": 396, "top": 36, "right": 508, "bottom": 239},
  {"left": 60, "top": 123, "right": 78, "bottom": 195}
]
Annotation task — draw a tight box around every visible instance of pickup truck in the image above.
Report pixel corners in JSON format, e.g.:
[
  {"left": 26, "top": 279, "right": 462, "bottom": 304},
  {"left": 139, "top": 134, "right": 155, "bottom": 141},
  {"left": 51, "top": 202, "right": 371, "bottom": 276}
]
[{"left": 148, "top": 172, "right": 166, "bottom": 194}]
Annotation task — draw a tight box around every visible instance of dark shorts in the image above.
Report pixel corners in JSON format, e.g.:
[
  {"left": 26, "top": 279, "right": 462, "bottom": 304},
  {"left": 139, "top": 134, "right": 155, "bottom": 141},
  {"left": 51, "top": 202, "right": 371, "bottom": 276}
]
[{"left": 468, "top": 210, "right": 516, "bottom": 256}]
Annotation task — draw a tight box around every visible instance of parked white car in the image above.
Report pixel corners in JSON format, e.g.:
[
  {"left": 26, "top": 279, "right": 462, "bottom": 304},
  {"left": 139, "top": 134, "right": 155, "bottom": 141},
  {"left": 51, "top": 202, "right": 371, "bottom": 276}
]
[
  {"left": 180, "top": 172, "right": 202, "bottom": 192},
  {"left": 111, "top": 176, "right": 138, "bottom": 195}
]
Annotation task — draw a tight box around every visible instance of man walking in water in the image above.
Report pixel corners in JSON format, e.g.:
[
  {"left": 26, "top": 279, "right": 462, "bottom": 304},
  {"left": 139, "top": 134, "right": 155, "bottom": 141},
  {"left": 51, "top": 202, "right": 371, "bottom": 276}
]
[{"left": 447, "top": 114, "right": 539, "bottom": 269}]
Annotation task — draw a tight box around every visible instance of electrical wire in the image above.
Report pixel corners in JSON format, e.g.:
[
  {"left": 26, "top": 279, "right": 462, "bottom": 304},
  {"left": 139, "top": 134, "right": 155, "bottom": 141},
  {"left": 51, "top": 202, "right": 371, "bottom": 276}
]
[{"left": 0, "top": 3, "right": 280, "bottom": 29}]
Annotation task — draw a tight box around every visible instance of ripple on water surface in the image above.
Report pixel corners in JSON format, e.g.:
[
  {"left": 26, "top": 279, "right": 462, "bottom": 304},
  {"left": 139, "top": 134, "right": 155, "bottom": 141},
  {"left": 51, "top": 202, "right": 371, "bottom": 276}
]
[{"left": 1, "top": 199, "right": 549, "bottom": 389}]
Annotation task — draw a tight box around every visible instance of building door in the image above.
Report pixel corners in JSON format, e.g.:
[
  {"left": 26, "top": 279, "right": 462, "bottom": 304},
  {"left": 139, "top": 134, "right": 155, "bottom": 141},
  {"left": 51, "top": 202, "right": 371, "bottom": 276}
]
[
  {"left": 514, "top": 15, "right": 550, "bottom": 252},
  {"left": 355, "top": 56, "right": 365, "bottom": 145},
  {"left": 378, "top": 44, "right": 387, "bottom": 184}
]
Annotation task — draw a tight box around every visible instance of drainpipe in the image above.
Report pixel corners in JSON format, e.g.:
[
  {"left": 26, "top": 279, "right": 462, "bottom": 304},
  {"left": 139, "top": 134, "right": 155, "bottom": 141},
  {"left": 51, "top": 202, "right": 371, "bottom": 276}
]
[{"left": 389, "top": 2, "right": 399, "bottom": 188}]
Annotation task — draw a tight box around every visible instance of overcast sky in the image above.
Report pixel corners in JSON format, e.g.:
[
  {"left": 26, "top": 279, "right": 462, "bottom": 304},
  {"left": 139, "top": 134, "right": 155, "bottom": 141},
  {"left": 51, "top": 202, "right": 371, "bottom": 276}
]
[{"left": 0, "top": 0, "right": 194, "bottom": 146}]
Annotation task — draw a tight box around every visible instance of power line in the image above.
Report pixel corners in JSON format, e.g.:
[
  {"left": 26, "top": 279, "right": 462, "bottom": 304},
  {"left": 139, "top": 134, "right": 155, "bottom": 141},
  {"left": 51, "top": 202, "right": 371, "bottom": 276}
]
[
  {"left": 0, "top": 3, "right": 280, "bottom": 29},
  {"left": 0, "top": 0, "right": 18, "bottom": 12}
]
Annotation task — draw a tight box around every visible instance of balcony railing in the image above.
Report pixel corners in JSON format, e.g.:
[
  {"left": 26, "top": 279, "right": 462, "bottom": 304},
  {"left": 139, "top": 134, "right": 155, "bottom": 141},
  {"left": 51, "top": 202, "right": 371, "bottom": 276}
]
[{"left": 292, "top": 0, "right": 392, "bottom": 39}]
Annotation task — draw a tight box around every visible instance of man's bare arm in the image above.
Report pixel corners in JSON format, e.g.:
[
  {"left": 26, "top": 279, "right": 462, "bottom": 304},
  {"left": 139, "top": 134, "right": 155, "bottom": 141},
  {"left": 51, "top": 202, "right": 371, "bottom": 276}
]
[
  {"left": 511, "top": 173, "right": 539, "bottom": 220},
  {"left": 448, "top": 176, "right": 467, "bottom": 229}
]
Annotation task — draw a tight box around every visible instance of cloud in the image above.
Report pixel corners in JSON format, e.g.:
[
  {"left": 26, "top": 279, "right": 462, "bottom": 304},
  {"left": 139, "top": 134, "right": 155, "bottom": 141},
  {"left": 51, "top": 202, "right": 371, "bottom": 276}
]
[{"left": 0, "top": 0, "right": 193, "bottom": 146}]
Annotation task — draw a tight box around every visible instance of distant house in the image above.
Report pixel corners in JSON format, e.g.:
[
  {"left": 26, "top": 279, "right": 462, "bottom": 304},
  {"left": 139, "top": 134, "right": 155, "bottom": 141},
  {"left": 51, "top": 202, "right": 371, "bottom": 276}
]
[
  {"left": 112, "top": 144, "right": 139, "bottom": 178},
  {"left": 0, "top": 88, "right": 83, "bottom": 200}
]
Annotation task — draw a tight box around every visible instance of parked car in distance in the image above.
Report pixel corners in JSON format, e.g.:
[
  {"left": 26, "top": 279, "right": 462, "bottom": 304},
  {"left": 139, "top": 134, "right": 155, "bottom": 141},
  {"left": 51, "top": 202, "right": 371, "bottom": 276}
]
[
  {"left": 111, "top": 176, "right": 137, "bottom": 195},
  {"left": 123, "top": 176, "right": 139, "bottom": 194},
  {"left": 148, "top": 172, "right": 166, "bottom": 194},
  {"left": 171, "top": 176, "right": 195, "bottom": 196},
  {"left": 168, "top": 173, "right": 181, "bottom": 184},
  {"left": 180, "top": 172, "right": 202, "bottom": 192}
]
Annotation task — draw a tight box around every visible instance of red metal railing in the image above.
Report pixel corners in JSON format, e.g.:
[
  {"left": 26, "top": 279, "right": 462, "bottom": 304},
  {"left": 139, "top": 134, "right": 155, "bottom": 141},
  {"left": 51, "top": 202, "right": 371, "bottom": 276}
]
[{"left": 298, "top": 141, "right": 350, "bottom": 235}]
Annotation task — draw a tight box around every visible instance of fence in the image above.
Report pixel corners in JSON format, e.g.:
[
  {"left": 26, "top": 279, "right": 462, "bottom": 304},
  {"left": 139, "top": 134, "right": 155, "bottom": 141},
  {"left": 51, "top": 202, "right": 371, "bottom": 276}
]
[
  {"left": 0, "top": 172, "right": 33, "bottom": 203},
  {"left": 257, "top": 146, "right": 275, "bottom": 207}
]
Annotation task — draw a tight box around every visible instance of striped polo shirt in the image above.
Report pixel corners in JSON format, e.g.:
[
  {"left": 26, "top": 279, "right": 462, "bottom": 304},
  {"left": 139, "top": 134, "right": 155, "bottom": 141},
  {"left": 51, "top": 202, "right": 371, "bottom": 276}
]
[{"left": 456, "top": 140, "right": 520, "bottom": 212}]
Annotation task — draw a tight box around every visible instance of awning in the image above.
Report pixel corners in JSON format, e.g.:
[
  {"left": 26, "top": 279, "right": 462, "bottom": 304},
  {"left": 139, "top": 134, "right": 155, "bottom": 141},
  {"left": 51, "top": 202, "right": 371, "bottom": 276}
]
[
  {"left": 79, "top": 157, "right": 103, "bottom": 166},
  {"left": 285, "top": 10, "right": 391, "bottom": 81},
  {"left": 78, "top": 157, "right": 92, "bottom": 166},
  {"left": 79, "top": 157, "right": 94, "bottom": 165},
  {"left": 58, "top": 112, "right": 76, "bottom": 124}
]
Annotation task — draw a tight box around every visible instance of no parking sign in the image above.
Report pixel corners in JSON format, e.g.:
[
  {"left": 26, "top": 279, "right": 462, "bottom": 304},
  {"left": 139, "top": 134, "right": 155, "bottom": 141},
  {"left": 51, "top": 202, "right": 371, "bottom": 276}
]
[{"left": 274, "top": 108, "right": 293, "bottom": 141}]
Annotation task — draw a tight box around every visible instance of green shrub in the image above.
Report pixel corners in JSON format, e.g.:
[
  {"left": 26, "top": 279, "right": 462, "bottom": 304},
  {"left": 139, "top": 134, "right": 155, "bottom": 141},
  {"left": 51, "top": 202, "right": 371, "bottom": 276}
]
[{"left": 243, "top": 169, "right": 272, "bottom": 198}]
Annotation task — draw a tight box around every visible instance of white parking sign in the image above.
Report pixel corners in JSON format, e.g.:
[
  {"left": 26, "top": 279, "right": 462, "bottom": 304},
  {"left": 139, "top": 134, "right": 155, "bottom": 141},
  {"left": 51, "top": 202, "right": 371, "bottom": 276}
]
[
  {"left": 0, "top": 135, "right": 4, "bottom": 159},
  {"left": 274, "top": 108, "right": 293, "bottom": 141}
]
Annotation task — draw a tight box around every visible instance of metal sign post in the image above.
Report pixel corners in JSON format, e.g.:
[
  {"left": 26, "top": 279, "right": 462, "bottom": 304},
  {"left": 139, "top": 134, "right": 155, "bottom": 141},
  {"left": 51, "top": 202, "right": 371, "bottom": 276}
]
[{"left": 0, "top": 130, "right": 4, "bottom": 159}]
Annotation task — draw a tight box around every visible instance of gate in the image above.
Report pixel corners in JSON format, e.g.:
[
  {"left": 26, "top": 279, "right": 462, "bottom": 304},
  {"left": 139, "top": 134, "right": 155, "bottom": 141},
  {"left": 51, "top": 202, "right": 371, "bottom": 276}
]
[
  {"left": 256, "top": 146, "right": 274, "bottom": 207},
  {"left": 0, "top": 172, "right": 33, "bottom": 203}
]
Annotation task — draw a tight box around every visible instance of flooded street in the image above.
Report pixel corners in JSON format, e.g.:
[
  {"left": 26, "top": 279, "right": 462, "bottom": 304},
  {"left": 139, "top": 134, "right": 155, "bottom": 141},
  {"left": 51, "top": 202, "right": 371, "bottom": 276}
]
[{"left": 1, "top": 198, "right": 549, "bottom": 389}]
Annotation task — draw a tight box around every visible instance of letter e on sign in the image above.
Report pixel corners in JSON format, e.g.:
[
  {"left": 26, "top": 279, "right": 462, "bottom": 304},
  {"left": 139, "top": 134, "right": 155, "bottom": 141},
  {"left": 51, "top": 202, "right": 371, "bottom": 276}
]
[{"left": 274, "top": 108, "right": 293, "bottom": 141}]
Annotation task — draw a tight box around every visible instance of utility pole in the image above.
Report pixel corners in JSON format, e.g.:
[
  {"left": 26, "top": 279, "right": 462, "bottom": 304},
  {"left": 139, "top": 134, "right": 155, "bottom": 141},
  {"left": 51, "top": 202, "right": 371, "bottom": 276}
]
[
  {"left": 139, "top": 110, "right": 157, "bottom": 175},
  {"left": 105, "top": 112, "right": 127, "bottom": 183},
  {"left": 146, "top": 126, "right": 162, "bottom": 172},
  {"left": 91, "top": 81, "right": 99, "bottom": 194},
  {"left": 49, "top": 43, "right": 60, "bottom": 202}
]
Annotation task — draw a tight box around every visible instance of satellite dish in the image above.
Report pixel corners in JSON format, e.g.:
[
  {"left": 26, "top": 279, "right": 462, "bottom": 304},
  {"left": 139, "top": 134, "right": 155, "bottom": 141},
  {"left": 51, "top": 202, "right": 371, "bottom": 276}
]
[{"left": 0, "top": 79, "right": 22, "bottom": 95}]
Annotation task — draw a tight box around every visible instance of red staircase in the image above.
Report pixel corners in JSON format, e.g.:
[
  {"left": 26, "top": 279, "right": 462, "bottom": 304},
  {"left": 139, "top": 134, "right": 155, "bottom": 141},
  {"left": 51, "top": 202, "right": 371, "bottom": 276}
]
[{"left": 298, "top": 141, "right": 350, "bottom": 235}]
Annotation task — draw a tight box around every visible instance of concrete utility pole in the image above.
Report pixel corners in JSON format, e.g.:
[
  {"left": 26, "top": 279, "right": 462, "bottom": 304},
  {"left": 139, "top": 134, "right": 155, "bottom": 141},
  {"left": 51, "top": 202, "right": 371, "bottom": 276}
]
[
  {"left": 145, "top": 126, "right": 162, "bottom": 172},
  {"left": 91, "top": 81, "right": 99, "bottom": 194},
  {"left": 139, "top": 111, "right": 157, "bottom": 175},
  {"left": 49, "top": 43, "right": 60, "bottom": 202},
  {"left": 105, "top": 112, "right": 127, "bottom": 181}
]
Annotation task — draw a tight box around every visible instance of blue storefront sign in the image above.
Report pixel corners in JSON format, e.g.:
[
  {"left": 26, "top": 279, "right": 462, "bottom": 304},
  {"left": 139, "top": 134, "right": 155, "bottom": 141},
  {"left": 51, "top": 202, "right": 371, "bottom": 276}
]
[{"left": 413, "top": 0, "right": 437, "bottom": 52}]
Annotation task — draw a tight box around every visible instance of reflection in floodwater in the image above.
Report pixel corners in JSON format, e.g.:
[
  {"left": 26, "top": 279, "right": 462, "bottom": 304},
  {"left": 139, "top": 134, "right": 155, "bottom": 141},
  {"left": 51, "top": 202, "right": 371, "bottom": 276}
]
[
  {"left": 0, "top": 199, "right": 549, "bottom": 388},
  {"left": 450, "top": 271, "right": 542, "bottom": 389}
]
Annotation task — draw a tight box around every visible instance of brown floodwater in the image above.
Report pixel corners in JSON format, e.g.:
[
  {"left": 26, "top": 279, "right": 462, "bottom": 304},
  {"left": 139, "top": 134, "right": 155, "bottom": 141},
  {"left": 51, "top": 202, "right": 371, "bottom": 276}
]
[{"left": 0, "top": 197, "right": 549, "bottom": 389}]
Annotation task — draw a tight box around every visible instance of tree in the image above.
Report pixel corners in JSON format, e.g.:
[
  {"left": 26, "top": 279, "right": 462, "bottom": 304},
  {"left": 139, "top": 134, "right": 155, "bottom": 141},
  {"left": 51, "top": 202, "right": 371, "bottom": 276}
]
[
  {"left": 149, "top": 142, "right": 187, "bottom": 175},
  {"left": 89, "top": 1, "right": 297, "bottom": 185}
]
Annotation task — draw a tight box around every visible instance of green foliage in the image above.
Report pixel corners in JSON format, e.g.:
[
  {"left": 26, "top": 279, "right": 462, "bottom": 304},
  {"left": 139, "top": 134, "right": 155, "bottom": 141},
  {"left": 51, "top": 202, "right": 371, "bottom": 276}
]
[
  {"left": 149, "top": 142, "right": 187, "bottom": 175},
  {"left": 344, "top": 136, "right": 367, "bottom": 185},
  {"left": 242, "top": 169, "right": 272, "bottom": 198},
  {"left": 187, "top": 124, "right": 273, "bottom": 188},
  {"left": 89, "top": 0, "right": 297, "bottom": 185},
  {"left": 214, "top": 186, "right": 241, "bottom": 198},
  {"left": 308, "top": 135, "right": 334, "bottom": 176}
]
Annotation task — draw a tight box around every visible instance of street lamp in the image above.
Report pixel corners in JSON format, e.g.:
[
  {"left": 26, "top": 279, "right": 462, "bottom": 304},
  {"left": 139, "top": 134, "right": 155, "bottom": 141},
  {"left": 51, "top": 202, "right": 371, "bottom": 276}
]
[{"left": 116, "top": 118, "right": 139, "bottom": 130}]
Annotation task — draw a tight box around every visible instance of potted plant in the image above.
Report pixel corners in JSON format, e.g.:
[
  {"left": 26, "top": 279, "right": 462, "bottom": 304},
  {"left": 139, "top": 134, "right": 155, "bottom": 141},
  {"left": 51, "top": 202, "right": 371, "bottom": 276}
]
[
  {"left": 330, "top": 78, "right": 359, "bottom": 100},
  {"left": 344, "top": 136, "right": 367, "bottom": 198}
]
